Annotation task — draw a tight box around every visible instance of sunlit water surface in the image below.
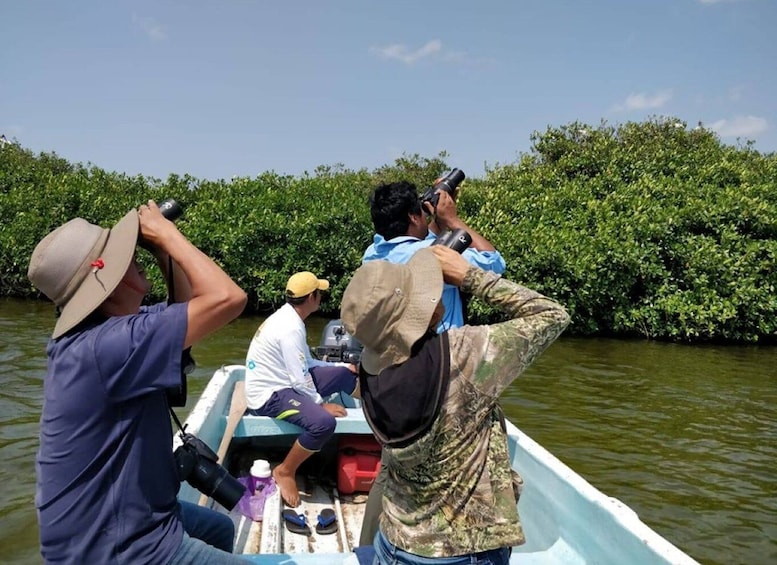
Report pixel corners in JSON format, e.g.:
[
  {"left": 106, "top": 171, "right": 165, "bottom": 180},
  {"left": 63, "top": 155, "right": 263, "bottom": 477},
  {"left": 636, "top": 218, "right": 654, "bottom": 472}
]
[{"left": 1, "top": 298, "right": 775, "bottom": 564}]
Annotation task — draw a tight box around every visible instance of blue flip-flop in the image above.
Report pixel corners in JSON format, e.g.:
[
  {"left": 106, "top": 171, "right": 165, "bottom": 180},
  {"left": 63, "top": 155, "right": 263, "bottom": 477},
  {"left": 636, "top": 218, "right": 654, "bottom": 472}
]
[
  {"left": 282, "top": 509, "right": 311, "bottom": 536},
  {"left": 316, "top": 508, "right": 338, "bottom": 535}
]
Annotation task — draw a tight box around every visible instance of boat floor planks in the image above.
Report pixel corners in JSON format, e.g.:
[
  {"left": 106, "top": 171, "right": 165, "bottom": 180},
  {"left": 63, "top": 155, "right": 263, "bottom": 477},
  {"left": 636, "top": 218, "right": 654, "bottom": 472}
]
[{"left": 228, "top": 472, "right": 369, "bottom": 556}]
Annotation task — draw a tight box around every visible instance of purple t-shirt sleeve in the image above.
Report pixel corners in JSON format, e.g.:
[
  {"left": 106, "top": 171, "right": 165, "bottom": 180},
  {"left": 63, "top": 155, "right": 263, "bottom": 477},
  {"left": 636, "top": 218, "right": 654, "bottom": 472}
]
[{"left": 95, "top": 302, "right": 188, "bottom": 401}]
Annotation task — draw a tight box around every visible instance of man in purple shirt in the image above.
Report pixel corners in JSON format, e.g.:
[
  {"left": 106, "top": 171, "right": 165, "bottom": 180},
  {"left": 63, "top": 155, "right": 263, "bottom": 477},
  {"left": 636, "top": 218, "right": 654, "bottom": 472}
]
[{"left": 27, "top": 201, "right": 248, "bottom": 564}]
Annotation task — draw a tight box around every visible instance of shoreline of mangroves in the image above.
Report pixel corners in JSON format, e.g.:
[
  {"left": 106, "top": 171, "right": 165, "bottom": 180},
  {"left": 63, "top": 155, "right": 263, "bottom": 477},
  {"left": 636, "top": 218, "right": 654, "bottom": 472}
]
[{"left": 2, "top": 117, "right": 775, "bottom": 343}]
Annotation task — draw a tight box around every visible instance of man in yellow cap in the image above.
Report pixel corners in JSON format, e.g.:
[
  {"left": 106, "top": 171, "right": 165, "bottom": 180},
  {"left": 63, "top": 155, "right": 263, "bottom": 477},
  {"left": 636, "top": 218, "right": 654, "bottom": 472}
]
[{"left": 244, "top": 271, "right": 358, "bottom": 508}]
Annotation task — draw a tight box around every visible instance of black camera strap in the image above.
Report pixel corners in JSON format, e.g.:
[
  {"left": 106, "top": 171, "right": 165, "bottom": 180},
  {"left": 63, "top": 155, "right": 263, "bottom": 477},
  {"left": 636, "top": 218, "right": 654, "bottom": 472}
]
[
  {"left": 169, "top": 404, "right": 187, "bottom": 435},
  {"left": 165, "top": 255, "right": 188, "bottom": 437},
  {"left": 168, "top": 255, "right": 175, "bottom": 301},
  {"left": 165, "top": 255, "right": 190, "bottom": 407}
]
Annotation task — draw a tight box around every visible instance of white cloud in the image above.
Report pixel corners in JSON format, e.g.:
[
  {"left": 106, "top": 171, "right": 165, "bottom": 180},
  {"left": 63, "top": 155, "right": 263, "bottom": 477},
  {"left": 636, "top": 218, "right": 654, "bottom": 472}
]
[
  {"left": 132, "top": 14, "right": 166, "bottom": 41},
  {"left": 369, "top": 39, "right": 442, "bottom": 65},
  {"left": 370, "top": 39, "right": 494, "bottom": 68},
  {"left": 612, "top": 90, "right": 673, "bottom": 112},
  {"left": 709, "top": 115, "right": 768, "bottom": 138}
]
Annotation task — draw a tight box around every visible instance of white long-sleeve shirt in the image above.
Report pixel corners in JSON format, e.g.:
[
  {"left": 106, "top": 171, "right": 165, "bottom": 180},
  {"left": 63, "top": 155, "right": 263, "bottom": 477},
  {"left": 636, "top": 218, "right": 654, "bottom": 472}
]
[{"left": 244, "top": 303, "right": 347, "bottom": 409}]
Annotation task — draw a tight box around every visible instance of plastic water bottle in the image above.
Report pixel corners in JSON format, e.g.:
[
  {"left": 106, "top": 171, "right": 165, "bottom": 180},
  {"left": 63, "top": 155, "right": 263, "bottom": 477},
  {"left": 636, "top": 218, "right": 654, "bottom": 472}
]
[
  {"left": 250, "top": 459, "right": 273, "bottom": 492},
  {"left": 237, "top": 459, "right": 277, "bottom": 521},
  {"left": 250, "top": 459, "right": 276, "bottom": 516}
]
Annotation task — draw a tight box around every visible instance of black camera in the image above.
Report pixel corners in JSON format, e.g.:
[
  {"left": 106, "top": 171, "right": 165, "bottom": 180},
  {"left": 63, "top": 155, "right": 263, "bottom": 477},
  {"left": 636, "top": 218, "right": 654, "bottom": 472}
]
[
  {"left": 432, "top": 228, "right": 472, "bottom": 254},
  {"left": 420, "top": 168, "right": 466, "bottom": 210},
  {"left": 174, "top": 432, "right": 245, "bottom": 510},
  {"left": 159, "top": 198, "right": 183, "bottom": 222}
]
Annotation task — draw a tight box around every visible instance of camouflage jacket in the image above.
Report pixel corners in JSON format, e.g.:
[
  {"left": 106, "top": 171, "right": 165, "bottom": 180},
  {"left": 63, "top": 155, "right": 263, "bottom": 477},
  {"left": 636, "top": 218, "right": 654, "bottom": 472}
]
[{"left": 379, "top": 267, "right": 570, "bottom": 557}]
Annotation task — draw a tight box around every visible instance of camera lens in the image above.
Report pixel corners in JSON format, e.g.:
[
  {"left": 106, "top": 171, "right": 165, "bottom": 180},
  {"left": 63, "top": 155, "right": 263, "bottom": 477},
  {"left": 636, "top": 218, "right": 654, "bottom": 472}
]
[
  {"left": 175, "top": 434, "right": 246, "bottom": 510},
  {"left": 189, "top": 458, "right": 246, "bottom": 510},
  {"left": 439, "top": 168, "right": 465, "bottom": 194},
  {"left": 450, "top": 168, "right": 465, "bottom": 184}
]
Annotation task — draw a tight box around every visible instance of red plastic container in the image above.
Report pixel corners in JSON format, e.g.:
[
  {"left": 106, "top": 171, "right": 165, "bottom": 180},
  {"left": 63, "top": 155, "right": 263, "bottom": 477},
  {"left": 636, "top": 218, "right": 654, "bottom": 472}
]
[{"left": 337, "top": 435, "right": 382, "bottom": 494}]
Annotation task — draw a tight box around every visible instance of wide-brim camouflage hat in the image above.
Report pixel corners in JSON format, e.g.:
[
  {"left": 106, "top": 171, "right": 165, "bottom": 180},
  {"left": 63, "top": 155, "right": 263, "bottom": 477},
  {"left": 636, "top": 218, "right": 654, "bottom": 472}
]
[
  {"left": 341, "top": 247, "right": 443, "bottom": 375},
  {"left": 27, "top": 210, "right": 139, "bottom": 339}
]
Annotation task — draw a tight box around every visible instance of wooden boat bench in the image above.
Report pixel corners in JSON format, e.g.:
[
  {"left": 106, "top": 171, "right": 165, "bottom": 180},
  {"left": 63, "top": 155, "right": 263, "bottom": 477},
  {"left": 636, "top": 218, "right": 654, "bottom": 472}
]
[
  {"left": 235, "top": 408, "right": 367, "bottom": 438},
  {"left": 234, "top": 386, "right": 363, "bottom": 439}
]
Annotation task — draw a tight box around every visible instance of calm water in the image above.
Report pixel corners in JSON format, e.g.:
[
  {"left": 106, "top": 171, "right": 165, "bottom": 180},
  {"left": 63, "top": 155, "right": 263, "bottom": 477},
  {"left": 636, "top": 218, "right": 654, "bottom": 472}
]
[{"left": 1, "top": 297, "right": 775, "bottom": 565}]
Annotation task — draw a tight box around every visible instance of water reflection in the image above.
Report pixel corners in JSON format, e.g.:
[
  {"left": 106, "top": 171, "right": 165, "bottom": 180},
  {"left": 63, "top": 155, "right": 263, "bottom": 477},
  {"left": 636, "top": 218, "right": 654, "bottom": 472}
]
[
  {"left": 1, "top": 299, "right": 775, "bottom": 565},
  {"left": 507, "top": 338, "right": 777, "bottom": 564}
]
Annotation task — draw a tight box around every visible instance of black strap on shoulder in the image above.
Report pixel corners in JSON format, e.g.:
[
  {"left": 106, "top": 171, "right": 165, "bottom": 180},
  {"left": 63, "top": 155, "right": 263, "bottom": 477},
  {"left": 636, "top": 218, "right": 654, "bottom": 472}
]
[{"left": 165, "top": 255, "right": 190, "bottom": 407}]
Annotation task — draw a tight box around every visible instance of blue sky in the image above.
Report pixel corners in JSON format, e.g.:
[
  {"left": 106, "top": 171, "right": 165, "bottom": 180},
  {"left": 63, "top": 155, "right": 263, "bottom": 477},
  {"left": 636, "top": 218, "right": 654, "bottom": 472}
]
[{"left": 2, "top": 1, "right": 775, "bottom": 181}]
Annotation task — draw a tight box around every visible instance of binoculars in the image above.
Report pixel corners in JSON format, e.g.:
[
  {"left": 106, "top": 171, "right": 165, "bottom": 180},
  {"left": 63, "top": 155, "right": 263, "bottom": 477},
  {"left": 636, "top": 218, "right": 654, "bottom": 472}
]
[
  {"left": 420, "top": 168, "right": 466, "bottom": 210},
  {"left": 158, "top": 198, "right": 183, "bottom": 222}
]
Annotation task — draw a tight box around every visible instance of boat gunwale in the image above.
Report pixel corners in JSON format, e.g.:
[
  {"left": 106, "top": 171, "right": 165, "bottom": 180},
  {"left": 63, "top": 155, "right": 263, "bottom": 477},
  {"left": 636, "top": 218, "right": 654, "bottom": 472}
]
[{"left": 177, "top": 365, "right": 700, "bottom": 564}]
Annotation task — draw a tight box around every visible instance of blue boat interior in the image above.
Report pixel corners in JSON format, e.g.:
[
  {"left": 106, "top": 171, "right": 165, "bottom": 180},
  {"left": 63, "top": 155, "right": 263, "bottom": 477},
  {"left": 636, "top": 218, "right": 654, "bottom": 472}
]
[{"left": 177, "top": 365, "right": 699, "bottom": 564}]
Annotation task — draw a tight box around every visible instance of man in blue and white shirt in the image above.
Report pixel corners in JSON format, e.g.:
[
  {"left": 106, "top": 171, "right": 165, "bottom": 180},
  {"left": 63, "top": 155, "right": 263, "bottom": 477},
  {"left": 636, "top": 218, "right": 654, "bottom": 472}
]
[{"left": 363, "top": 180, "right": 505, "bottom": 331}]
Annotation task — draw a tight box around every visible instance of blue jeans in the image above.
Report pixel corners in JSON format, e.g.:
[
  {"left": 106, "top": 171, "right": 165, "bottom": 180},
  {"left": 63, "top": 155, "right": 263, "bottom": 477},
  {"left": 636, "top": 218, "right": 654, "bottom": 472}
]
[
  {"left": 168, "top": 501, "right": 248, "bottom": 564},
  {"left": 168, "top": 534, "right": 249, "bottom": 564},
  {"left": 373, "top": 530, "right": 511, "bottom": 565}
]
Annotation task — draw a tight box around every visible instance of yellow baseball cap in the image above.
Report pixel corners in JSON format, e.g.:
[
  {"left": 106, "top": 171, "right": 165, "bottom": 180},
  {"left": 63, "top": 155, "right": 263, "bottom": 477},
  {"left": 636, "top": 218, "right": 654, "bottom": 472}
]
[{"left": 286, "top": 271, "right": 329, "bottom": 298}]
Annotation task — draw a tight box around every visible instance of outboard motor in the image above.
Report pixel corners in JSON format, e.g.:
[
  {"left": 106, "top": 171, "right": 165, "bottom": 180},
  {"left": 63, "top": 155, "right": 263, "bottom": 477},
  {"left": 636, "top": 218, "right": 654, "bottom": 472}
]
[{"left": 315, "top": 319, "right": 363, "bottom": 364}]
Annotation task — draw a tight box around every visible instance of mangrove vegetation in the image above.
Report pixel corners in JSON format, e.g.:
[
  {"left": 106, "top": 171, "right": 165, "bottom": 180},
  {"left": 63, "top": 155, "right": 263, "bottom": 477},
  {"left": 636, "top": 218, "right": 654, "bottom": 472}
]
[{"left": 1, "top": 117, "right": 775, "bottom": 343}]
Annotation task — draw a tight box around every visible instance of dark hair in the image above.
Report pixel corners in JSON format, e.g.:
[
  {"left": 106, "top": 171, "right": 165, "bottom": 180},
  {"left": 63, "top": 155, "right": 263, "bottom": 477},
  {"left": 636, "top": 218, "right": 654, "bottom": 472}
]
[
  {"left": 286, "top": 288, "right": 319, "bottom": 306},
  {"left": 369, "top": 181, "right": 423, "bottom": 241}
]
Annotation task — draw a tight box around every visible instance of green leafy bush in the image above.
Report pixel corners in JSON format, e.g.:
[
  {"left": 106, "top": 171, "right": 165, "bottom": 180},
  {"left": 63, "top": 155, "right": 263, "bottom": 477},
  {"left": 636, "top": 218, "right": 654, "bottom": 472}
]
[
  {"left": 476, "top": 118, "right": 776, "bottom": 342},
  {"left": 1, "top": 118, "right": 775, "bottom": 343}
]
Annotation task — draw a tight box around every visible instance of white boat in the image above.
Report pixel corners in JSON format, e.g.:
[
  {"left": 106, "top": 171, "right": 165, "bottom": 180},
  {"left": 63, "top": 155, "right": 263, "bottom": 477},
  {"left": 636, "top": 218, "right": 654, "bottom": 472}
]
[{"left": 175, "top": 364, "right": 700, "bottom": 564}]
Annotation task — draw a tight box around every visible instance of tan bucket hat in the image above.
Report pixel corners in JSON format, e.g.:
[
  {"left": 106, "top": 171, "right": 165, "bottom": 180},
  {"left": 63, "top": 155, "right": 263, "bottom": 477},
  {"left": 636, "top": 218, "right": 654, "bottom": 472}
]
[
  {"left": 27, "top": 210, "right": 139, "bottom": 339},
  {"left": 340, "top": 248, "right": 443, "bottom": 374}
]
